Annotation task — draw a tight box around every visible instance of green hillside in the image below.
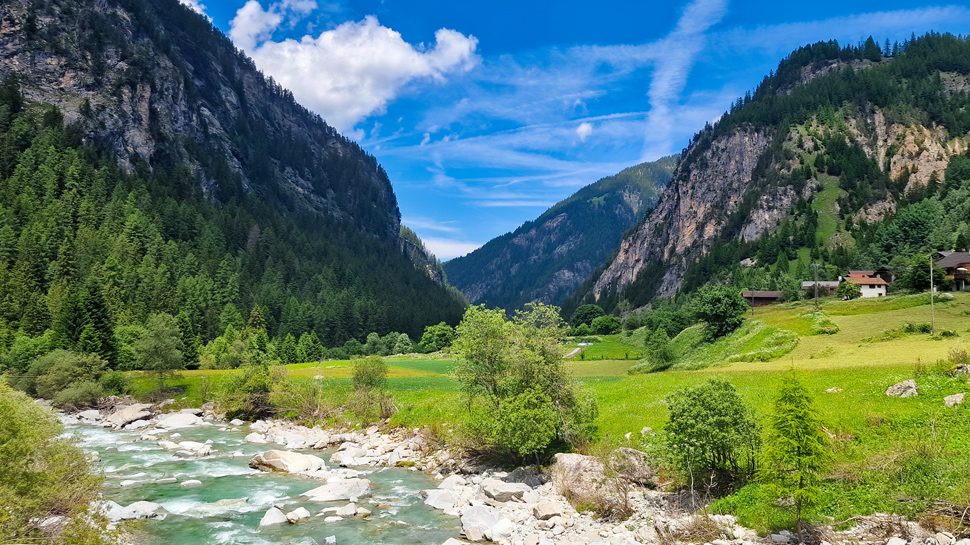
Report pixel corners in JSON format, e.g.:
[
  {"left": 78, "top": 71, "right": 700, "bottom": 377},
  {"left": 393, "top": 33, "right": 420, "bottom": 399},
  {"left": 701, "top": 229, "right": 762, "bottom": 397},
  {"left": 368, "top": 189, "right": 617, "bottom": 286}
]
[{"left": 444, "top": 156, "right": 676, "bottom": 310}]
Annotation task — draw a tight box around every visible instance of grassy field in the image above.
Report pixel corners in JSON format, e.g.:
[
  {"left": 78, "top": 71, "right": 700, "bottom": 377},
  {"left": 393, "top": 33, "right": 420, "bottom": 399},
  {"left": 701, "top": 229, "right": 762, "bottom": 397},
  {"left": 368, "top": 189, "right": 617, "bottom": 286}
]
[{"left": 128, "top": 291, "right": 970, "bottom": 531}]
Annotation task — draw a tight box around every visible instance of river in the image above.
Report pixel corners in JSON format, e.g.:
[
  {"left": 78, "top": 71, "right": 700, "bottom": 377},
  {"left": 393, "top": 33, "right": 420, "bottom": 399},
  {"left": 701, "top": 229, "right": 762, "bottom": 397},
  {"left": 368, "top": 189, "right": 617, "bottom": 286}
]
[{"left": 65, "top": 419, "right": 462, "bottom": 545}]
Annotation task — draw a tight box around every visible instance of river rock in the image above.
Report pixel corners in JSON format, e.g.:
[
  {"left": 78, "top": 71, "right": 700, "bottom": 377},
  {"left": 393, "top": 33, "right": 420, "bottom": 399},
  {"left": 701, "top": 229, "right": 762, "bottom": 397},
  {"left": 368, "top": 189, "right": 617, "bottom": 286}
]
[
  {"left": 423, "top": 489, "right": 459, "bottom": 510},
  {"left": 106, "top": 404, "right": 153, "bottom": 427},
  {"left": 97, "top": 500, "right": 126, "bottom": 522},
  {"left": 944, "top": 392, "right": 965, "bottom": 407},
  {"left": 481, "top": 478, "right": 530, "bottom": 502},
  {"left": 157, "top": 413, "right": 204, "bottom": 429},
  {"left": 610, "top": 447, "right": 657, "bottom": 486},
  {"left": 260, "top": 507, "right": 288, "bottom": 527},
  {"left": 335, "top": 503, "right": 357, "bottom": 517},
  {"left": 885, "top": 538, "right": 907, "bottom": 545},
  {"left": 886, "top": 379, "right": 918, "bottom": 397},
  {"left": 461, "top": 505, "right": 499, "bottom": 542},
  {"left": 441, "top": 540, "right": 469, "bottom": 545},
  {"left": 504, "top": 466, "right": 547, "bottom": 488},
  {"left": 180, "top": 479, "right": 202, "bottom": 487},
  {"left": 121, "top": 501, "right": 162, "bottom": 520},
  {"left": 245, "top": 433, "right": 267, "bottom": 444},
  {"left": 534, "top": 500, "right": 563, "bottom": 520},
  {"left": 249, "top": 450, "right": 326, "bottom": 474},
  {"left": 438, "top": 474, "right": 467, "bottom": 490},
  {"left": 230, "top": 418, "right": 245, "bottom": 426},
  {"left": 77, "top": 409, "right": 102, "bottom": 422},
  {"left": 284, "top": 433, "right": 307, "bottom": 448},
  {"left": 330, "top": 447, "right": 367, "bottom": 466},
  {"left": 490, "top": 518, "right": 515, "bottom": 541},
  {"left": 286, "top": 507, "right": 311, "bottom": 523},
  {"left": 123, "top": 419, "right": 152, "bottom": 430},
  {"left": 301, "top": 478, "right": 373, "bottom": 502}
]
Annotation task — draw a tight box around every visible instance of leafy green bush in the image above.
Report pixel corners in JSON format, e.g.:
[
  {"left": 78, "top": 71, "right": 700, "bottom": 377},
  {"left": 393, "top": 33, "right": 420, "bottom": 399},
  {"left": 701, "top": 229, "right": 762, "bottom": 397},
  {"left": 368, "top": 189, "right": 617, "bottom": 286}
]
[
  {"left": 481, "top": 388, "right": 559, "bottom": 461},
  {"left": 664, "top": 378, "right": 760, "bottom": 492},
  {"left": 571, "top": 304, "right": 605, "bottom": 327},
  {"left": 590, "top": 315, "right": 621, "bottom": 334},
  {"left": 836, "top": 281, "right": 861, "bottom": 300},
  {"left": 352, "top": 356, "right": 388, "bottom": 391},
  {"left": 693, "top": 286, "right": 749, "bottom": 339},
  {"left": 0, "top": 383, "right": 114, "bottom": 544},
  {"left": 802, "top": 310, "right": 839, "bottom": 335}
]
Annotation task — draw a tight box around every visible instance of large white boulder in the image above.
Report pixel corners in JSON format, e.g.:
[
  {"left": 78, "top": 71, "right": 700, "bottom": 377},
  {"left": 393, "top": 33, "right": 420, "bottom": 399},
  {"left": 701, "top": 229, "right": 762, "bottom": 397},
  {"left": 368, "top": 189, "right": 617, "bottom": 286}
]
[
  {"left": 533, "top": 500, "right": 563, "bottom": 520},
  {"left": 106, "top": 404, "right": 153, "bottom": 427},
  {"left": 77, "top": 409, "right": 102, "bottom": 422},
  {"left": 259, "top": 507, "right": 288, "bottom": 527},
  {"left": 490, "top": 518, "right": 514, "bottom": 541},
  {"left": 301, "top": 478, "right": 373, "bottom": 502},
  {"left": 481, "top": 478, "right": 530, "bottom": 502},
  {"left": 249, "top": 450, "right": 326, "bottom": 474},
  {"left": 437, "top": 474, "right": 467, "bottom": 489},
  {"left": 156, "top": 413, "right": 203, "bottom": 429},
  {"left": 245, "top": 432, "right": 267, "bottom": 444},
  {"left": 120, "top": 501, "right": 162, "bottom": 520},
  {"left": 330, "top": 447, "right": 367, "bottom": 467},
  {"left": 461, "top": 505, "right": 498, "bottom": 542},
  {"left": 423, "top": 489, "right": 459, "bottom": 510}
]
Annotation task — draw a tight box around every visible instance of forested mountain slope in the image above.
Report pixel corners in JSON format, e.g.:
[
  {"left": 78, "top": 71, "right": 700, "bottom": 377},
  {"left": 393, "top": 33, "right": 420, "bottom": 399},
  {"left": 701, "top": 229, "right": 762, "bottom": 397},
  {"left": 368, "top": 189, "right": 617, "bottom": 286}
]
[
  {"left": 0, "top": 0, "right": 466, "bottom": 363},
  {"left": 566, "top": 35, "right": 970, "bottom": 316},
  {"left": 443, "top": 157, "right": 676, "bottom": 310}
]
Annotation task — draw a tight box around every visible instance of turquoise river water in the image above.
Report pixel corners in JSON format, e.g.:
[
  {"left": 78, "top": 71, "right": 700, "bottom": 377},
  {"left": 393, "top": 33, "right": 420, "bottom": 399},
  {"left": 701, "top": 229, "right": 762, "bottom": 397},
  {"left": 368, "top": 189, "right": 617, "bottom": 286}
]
[{"left": 66, "top": 421, "right": 462, "bottom": 545}]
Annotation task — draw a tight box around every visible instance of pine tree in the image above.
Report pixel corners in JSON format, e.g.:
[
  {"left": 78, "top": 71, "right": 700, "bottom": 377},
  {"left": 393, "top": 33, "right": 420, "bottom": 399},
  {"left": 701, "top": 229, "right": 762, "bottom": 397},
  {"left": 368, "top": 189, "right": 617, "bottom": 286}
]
[
  {"left": 278, "top": 333, "right": 298, "bottom": 364},
  {"left": 762, "top": 370, "right": 830, "bottom": 538}
]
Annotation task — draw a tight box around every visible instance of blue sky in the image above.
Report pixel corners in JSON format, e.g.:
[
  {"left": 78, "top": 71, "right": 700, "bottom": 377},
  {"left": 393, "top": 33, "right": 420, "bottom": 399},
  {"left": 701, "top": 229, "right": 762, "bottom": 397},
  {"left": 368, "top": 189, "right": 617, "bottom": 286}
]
[{"left": 184, "top": 0, "right": 970, "bottom": 259}]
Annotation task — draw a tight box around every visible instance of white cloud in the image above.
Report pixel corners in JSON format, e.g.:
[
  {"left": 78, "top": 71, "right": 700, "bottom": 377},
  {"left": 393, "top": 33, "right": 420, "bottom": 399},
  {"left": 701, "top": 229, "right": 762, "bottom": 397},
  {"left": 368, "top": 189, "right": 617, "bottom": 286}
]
[
  {"left": 230, "top": 2, "right": 479, "bottom": 133},
  {"left": 402, "top": 217, "right": 461, "bottom": 233},
  {"left": 421, "top": 237, "right": 483, "bottom": 260},
  {"left": 575, "top": 121, "right": 593, "bottom": 142}
]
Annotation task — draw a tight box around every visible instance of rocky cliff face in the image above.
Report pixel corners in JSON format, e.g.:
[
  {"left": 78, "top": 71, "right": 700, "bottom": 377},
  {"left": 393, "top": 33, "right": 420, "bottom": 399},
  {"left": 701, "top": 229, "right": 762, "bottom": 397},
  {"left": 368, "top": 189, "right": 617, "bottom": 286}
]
[
  {"left": 444, "top": 157, "right": 676, "bottom": 310},
  {"left": 591, "top": 129, "right": 772, "bottom": 300},
  {"left": 0, "top": 0, "right": 400, "bottom": 239}
]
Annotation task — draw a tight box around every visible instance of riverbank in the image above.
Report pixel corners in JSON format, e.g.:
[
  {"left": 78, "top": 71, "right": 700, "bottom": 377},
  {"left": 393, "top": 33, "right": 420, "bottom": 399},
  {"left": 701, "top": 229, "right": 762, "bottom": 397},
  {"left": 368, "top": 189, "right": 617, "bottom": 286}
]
[{"left": 65, "top": 399, "right": 968, "bottom": 545}]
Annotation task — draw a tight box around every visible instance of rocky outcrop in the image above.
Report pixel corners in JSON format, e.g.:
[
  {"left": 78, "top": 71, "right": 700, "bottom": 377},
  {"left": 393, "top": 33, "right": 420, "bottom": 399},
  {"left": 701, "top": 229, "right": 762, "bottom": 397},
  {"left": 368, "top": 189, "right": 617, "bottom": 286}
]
[
  {"left": 886, "top": 379, "right": 918, "bottom": 398},
  {"left": 444, "top": 157, "right": 676, "bottom": 309},
  {"left": 591, "top": 128, "right": 772, "bottom": 300},
  {"left": 0, "top": 0, "right": 399, "bottom": 239}
]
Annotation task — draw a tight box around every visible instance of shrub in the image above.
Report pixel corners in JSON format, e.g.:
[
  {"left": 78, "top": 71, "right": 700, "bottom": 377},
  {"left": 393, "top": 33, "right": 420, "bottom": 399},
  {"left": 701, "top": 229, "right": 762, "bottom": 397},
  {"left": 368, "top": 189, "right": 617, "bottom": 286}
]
[
  {"left": 0, "top": 383, "right": 114, "bottom": 544},
  {"left": 99, "top": 370, "right": 131, "bottom": 396},
  {"left": 52, "top": 380, "right": 104, "bottom": 409},
  {"left": 571, "top": 304, "right": 605, "bottom": 327},
  {"left": 693, "top": 286, "right": 749, "bottom": 339},
  {"left": 664, "top": 378, "right": 760, "bottom": 493},
  {"left": 837, "top": 281, "right": 861, "bottom": 300},
  {"left": 645, "top": 327, "right": 676, "bottom": 371},
  {"left": 485, "top": 388, "right": 559, "bottom": 461},
  {"left": 15, "top": 350, "right": 108, "bottom": 408},
  {"left": 352, "top": 356, "right": 388, "bottom": 391},
  {"left": 590, "top": 315, "right": 621, "bottom": 334}
]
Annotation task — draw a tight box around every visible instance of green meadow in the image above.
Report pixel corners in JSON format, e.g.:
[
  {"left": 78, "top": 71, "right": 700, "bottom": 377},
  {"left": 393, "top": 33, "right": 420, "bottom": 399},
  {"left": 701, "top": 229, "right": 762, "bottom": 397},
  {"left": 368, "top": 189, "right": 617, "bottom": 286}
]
[{"left": 130, "top": 292, "right": 970, "bottom": 531}]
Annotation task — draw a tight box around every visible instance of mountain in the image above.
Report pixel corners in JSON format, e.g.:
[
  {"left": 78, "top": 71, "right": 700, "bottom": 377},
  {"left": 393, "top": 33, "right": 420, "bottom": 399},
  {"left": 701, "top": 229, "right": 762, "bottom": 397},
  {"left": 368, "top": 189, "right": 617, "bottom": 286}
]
[
  {"left": 0, "top": 0, "right": 466, "bottom": 359},
  {"left": 566, "top": 34, "right": 970, "bottom": 316},
  {"left": 443, "top": 157, "right": 676, "bottom": 310}
]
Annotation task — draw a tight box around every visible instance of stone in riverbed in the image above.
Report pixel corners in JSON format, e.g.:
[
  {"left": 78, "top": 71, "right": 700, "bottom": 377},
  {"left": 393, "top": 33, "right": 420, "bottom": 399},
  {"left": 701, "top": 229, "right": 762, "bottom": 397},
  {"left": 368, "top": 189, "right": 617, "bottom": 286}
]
[
  {"left": 533, "top": 500, "right": 563, "bottom": 520},
  {"left": 78, "top": 409, "right": 102, "bottom": 422},
  {"left": 259, "top": 507, "right": 288, "bottom": 527},
  {"left": 481, "top": 478, "right": 530, "bottom": 502},
  {"left": 230, "top": 418, "right": 245, "bottom": 426},
  {"left": 156, "top": 413, "right": 204, "bottom": 429},
  {"left": 180, "top": 479, "right": 202, "bottom": 487},
  {"left": 286, "top": 507, "right": 311, "bottom": 523},
  {"left": 245, "top": 433, "right": 267, "bottom": 444},
  {"left": 249, "top": 450, "right": 326, "bottom": 474},
  {"left": 335, "top": 503, "right": 357, "bottom": 517},
  {"left": 121, "top": 501, "right": 162, "bottom": 520},
  {"left": 423, "top": 489, "right": 459, "bottom": 510},
  {"left": 461, "top": 505, "right": 498, "bottom": 542},
  {"left": 106, "top": 404, "right": 153, "bottom": 428},
  {"left": 301, "top": 478, "right": 373, "bottom": 502},
  {"left": 441, "top": 540, "right": 469, "bottom": 545},
  {"left": 438, "top": 474, "right": 467, "bottom": 489},
  {"left": 179, "top": 408, "right": 204, "bottom": 416}
]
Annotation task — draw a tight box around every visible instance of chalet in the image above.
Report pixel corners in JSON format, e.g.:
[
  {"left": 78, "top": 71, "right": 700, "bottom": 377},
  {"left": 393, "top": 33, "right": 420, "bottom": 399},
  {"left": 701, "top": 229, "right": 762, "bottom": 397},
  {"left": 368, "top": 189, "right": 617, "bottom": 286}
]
[
  {"left": 742, "top": 290, "right": 783, "bottom": 307},
  {"left": 801, "top": 281, "right": 839, "bottom": 296},
  {"left": 936, "top": 251, "right": 970, "bottom": 291},
  {"left": 843, "top": 274, "right": 888, "bottom": 297},
  {"left": 849, "top": 268, "right": 894, "bottom": 284}
]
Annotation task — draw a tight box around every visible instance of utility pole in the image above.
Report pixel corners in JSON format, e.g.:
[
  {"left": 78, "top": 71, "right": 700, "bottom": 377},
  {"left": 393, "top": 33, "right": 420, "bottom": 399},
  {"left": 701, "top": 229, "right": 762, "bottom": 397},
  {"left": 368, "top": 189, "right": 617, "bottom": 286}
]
[
  {"left": 930, "top": 254, "right": 935, "bottom": 336},
  {"left": 811, "top": 263, "right": 821, "bottom": 310}
]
